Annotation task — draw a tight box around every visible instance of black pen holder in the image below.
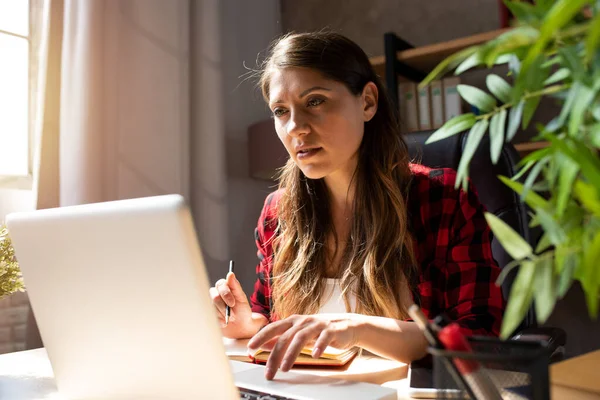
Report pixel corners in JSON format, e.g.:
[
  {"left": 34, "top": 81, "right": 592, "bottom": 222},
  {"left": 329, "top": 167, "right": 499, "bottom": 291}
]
[{"left": 428, "top": 336, "right": 551, "bottom": 400}]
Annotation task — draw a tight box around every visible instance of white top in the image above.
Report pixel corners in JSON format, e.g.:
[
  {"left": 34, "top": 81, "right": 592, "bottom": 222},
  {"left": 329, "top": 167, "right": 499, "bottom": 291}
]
[{"left": 319, "top": 278, "right": 357, "bottom": 314}]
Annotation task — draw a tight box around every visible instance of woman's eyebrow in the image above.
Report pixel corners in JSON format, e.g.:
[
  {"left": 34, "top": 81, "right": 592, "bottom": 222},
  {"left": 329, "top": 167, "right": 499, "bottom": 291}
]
[
  {"left": 299, "top": 86, "right": 332, "bottom": 98},
  {"left": 271, "top": 86, "right": 332, "bottom": 105}
]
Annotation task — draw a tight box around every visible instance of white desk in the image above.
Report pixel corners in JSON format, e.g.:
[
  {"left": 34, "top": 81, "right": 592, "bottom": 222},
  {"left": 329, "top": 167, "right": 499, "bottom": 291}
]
[{"left": 0, "top": 348, "right": 413, "bottom": 399}]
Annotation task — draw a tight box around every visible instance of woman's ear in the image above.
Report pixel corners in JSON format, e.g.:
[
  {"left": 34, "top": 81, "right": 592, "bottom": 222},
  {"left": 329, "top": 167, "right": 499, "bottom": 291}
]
[{"left": 362, "top": 82, "right": 378, "bottom": 122}]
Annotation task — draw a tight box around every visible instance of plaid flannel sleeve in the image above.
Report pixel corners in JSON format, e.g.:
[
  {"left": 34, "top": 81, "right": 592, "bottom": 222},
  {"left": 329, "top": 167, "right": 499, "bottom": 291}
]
[
  {"left": 442, "top": 174, "right": 505, "bottom": 336},
  {"left": 249, "top": 192, "right": 279, "bottom": 320}
]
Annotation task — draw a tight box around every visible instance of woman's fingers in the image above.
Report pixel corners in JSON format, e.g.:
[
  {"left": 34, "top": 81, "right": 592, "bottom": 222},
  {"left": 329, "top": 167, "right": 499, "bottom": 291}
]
[
  {"left": 280, "top": 322, "right": 325, "bottom": 372},
  {"left": 226, "top": 272, "right": 249, "bottom": 304},
  {"left": 209, "top": 286, "right": 226, "bottom": 318},
  {"left": 263, "top": 322, "right": 309, "bottom": 379},
  {"left": 215, "top": 278, "right": 235, "bottom": 308},
  {"left": 248, "top": 318, "right": 295, "bottom": 352},
  {"left": 312, "top": 326, "right": 336, "bottom": 359}
]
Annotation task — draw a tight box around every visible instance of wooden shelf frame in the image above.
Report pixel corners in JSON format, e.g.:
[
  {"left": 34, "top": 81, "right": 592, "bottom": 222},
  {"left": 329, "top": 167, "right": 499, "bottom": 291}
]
[
  {"left": 371, "top": 29, "right": 510, "bottom": 108},
  {"left": 370, "top": 28, "right": 548, "bottom": 155}
]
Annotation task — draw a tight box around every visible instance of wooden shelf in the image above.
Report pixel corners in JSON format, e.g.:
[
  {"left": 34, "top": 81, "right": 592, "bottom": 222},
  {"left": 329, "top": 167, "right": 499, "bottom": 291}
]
[
  {"left": 514, "top": 141, "right": 550, "bottom": 154},
  {"left": 370, "top": 29, "right": 510, "bottom": 80}
]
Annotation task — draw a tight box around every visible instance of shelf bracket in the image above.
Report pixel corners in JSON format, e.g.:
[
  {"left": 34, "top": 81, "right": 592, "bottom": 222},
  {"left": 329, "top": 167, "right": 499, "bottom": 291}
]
[{"left": 383, "top": 32, "right": 426, "bottom": 113}]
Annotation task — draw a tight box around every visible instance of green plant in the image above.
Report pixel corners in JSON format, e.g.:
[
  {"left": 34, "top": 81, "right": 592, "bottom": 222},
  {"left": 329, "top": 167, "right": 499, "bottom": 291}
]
[
  {"left": 0, "top": 226, "right": 24, "bottom": 299},
  {"left": 420, "top": 0, "right": 600, "bottom": 338}
]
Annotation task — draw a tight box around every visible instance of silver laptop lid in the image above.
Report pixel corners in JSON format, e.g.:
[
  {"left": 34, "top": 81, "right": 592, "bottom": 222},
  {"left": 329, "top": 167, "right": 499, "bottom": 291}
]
[{"left": 6, "top": 195, "right": 239, "bottom": 400}]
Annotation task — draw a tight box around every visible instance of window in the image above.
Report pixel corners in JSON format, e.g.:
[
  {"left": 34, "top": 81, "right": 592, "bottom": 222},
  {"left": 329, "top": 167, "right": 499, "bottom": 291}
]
[{"left": 0, "top": 0, "right": 40, "bottom": 189}]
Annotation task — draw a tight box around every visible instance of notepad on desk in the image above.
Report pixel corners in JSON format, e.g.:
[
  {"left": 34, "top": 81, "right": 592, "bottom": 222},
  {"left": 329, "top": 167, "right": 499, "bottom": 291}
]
[{"left": 223, "top": 337, "right": 359, "bottom": 367}]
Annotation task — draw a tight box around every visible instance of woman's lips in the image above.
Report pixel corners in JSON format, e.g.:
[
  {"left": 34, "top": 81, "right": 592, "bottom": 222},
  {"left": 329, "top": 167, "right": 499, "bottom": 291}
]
[{"left": 296, "top": 147, "right": 322, "bottom": 160}]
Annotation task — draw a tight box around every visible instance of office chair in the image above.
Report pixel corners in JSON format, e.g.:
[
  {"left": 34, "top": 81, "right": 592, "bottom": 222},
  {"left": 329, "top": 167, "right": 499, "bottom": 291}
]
[{"left": 405, "top": 129, "right": 566, "bottom": 357}]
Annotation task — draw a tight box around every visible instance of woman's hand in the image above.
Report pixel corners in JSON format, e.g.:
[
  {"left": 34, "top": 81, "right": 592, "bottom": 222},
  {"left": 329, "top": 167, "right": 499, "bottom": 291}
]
[
  {"left": 209, "top": 272, "right": 267, "bottom": 339},
  {"left": 247, "top": 314, "right": 361, "bottom": 380}
]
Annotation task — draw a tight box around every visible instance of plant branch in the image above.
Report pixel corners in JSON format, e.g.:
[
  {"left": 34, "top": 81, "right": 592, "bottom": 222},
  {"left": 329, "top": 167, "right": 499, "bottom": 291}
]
[{"left": 477, "top": 83, "right": 571, "bottom": 120}]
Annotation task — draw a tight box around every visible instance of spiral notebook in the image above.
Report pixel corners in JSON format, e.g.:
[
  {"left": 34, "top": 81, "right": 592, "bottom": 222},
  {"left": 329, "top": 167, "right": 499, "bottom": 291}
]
[{"left": 223, "top": 338, "right": 359, "bottom": 366}]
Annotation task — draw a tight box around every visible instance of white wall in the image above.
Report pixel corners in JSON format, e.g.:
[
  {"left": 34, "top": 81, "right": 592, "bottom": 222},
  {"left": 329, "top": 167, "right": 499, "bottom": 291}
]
[
  {"left": 107, "top": 0, "right": 190, "bottom": 202},
  {"left": 220, "top": 0, "right": 282, "bottom": 294},
  {"left": 190, "top": 0, "right": 282, "bottom": 291}
]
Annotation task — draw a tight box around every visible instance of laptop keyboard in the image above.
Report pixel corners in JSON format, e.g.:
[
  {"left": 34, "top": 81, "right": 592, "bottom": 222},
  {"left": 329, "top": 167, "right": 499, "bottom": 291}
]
[{"left": 238, "top": 386, "right": 291, "bottom": 399}]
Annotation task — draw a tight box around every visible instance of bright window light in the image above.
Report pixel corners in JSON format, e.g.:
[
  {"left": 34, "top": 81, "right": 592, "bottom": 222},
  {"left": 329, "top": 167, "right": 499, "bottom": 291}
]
[
  {"left": 0, "top": 0, "right": 29, "bottom": 37},
  {"left": 0, "top": 0, "right": 30, "bottom": 177}
]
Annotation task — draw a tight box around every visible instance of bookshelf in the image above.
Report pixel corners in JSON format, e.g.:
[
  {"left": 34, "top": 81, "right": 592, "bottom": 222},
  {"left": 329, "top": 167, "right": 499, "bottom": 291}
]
[
  {"left": 369, "top": 28, "right": 510, "bottom": 81},
  {"left": 370, "top": 29, "right": 546, "bottom": 156}
]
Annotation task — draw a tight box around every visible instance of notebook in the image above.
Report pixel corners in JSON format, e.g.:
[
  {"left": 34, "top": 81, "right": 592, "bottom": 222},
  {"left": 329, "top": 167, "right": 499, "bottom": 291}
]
[{"left": 224, "top": 338, "right": 360, "bottom": 366}]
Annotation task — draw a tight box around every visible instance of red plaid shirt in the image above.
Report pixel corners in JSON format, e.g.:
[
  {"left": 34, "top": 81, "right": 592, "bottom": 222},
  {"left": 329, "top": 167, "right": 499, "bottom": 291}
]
[{"left": 250, "top": 163, "right": 505, "bottom": 336}]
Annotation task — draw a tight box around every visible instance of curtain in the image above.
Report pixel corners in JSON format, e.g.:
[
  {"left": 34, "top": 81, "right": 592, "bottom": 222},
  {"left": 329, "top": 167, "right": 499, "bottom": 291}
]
[
  {"left": 27, "top": 0, "right": 109, "bottom": 349},
  {"left": 25, "top": 0, "right": 198, "bottom": 349}
]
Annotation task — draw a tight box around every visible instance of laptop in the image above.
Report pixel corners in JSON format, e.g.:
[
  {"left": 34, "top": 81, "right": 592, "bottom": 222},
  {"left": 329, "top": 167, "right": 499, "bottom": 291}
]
[{"left": 6, "top": 194, "right": 397, "bottom": 400}]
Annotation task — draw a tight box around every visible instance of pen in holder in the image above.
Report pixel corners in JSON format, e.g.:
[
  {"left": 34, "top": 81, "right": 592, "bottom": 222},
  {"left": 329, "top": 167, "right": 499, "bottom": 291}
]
[{"left": 429, "top": 335, "right": 552, "bottom": 400}]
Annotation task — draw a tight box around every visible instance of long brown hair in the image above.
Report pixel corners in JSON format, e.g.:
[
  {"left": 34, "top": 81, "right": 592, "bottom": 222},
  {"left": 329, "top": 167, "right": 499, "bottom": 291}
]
[{"left": 259, "top": 31, "right": 417, "bottom": 320}]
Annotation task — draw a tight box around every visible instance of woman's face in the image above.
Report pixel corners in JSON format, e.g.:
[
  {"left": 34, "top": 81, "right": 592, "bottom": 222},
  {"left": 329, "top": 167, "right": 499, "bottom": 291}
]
[{"left": 268, "top": 67, "right": 377, "bottom": 181}]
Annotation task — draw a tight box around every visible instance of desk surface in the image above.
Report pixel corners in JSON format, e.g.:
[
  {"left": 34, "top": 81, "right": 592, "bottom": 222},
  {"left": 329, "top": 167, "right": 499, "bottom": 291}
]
[
  {"left": 0, "top": 348, "right": 413, "bottom": 400},
  {"left": 4, "top": 347, "right": 597, "bottom": 400}
]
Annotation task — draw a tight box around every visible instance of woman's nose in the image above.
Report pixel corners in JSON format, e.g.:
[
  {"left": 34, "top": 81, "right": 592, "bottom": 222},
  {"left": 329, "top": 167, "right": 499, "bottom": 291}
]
[{"left": 286, "top": 110, "right": 310, "bottom": 137}]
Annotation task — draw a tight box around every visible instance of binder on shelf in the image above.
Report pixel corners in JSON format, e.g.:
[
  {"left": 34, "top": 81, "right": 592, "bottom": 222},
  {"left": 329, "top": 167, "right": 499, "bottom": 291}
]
[
  {"left": 398, "top": 82, "right": 419, "bottom": 133},
  {"left": 442, "top": 77, "right": 462, "bottom": 122},
  {"left": 418, "top": 85, "right": 433, "bottom": 130},
  {"left": 430, "top": 80, "right": 445, "bottom": 129}
]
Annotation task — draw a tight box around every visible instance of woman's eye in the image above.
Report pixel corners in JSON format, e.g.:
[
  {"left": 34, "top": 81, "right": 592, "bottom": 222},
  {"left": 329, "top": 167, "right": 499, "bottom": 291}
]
[
  {"left": 307, "top": 98, "right": 324, "bottom": 107},
  {"left": 272, "top": 108, "right": 288, "bottom": 117}
]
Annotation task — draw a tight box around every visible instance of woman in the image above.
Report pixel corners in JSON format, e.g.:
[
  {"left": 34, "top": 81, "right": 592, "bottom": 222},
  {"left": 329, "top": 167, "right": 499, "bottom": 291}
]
[{"left": 210, "top": 31, "right": 505, "bottom": 380}]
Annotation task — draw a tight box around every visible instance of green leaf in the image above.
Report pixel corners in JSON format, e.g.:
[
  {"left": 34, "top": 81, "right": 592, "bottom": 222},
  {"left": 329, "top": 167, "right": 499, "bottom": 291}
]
[
  {"left": 457, "top": 85, "right": 497, "bottom": 113},
  {"left": 544, "top": 68, "right": 571, "bottom": 85},
  {"left": 536, "top": 207, "right": 567, "bottom": 246},
  {"left": 522, "top": 97, "right": 542, "bottom": 129},
  {"left": 425, "top": 114, "right": 477, "bottom": 144},
  {"left": 495, "top": 53, "right": 514, "bottom": 65},
  {"left": 534, "top": 256, "right": 556, "bottom": 324},
  {"left": 556, "top": 156, "right": 580, "bottom": 216},
  {"left": 557, "top": 251, "right": 576, "bottom": 298},
  {"left": 587, "top": 13, "right": 600, "bottom": 64},
  {"left": 513, "top": 160, "right": 536, "bottom": 181},
  {"left": 593, "top": 101, "right": 600, "bottom": 121},
  {"left": 420, "top": 46, "right": 479, "bottom": 88},
  {"left": 541, "top": 55, "right": 562, "bottom": 69},
  {"left": 506, "top": 100, "right": 525, "bottom": 142},
  {"left": 486, "top": 75, "right": 512, "bottom": 104},
  {"left": 482, "top": 27, "right": 540, "bottom": 67},
  {"left": 542, "top": 133, "right": 600, "bottom": 192},
  {"left": 490, "top": 109, "right": 507, "bottom": 164},
  {"left": 499, "top": 175, "right": 550, "bottom": 210},
  {"left": 496, "top": 259, "right": 523, "bottom": 287},
  {"left": 535, "top": 232, "right": 553, "bottom": 253},
  {"left": 504, "top": 0, "right": 542, "bottom": 24},
  {"left": 455, "top": 119, "right": 489, "bottom": 191},
  {"left": 501, "top": 260, "right": 536, "bottom": 339},
  {"left": 568, "top": 83, "right": 596, "bottom": 137},
  {"left": 574, "top": 180, "right": 600, "bottom": 217},
  {"left": 455, "top": 52, "right": 482, "bottom": 75},
  {"left": 582, "top": 230, "right": 600, "bottom": 318},
  {"left": 558, "top": 82, "right": 581, "bottom": 128},
  {"left": 559, "top": 46, "right": 587, "bottom": 82},
  {"left": 516, "top": 54, "right": 549, "bottom": 103},
  {"left": 521, "top": 0, "right": 589, "bottom": 76},
  {"left": 518, "top": 146, "right": 552, "bottom": 169},
  {"left": 590, "top": 123, "right": 600, "bottom": 147},
  {"left": 485, "top": 212, "right": 533, "bottom": 260},
  {"left": 523, "top": 158, "right": 548, "bottom": 201}
]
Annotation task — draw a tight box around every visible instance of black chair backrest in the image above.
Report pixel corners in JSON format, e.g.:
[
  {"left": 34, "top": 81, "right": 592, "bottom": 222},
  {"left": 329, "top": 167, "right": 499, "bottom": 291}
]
[{"left": 405, "top": 130, "right": 536, "bottom": 328}]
